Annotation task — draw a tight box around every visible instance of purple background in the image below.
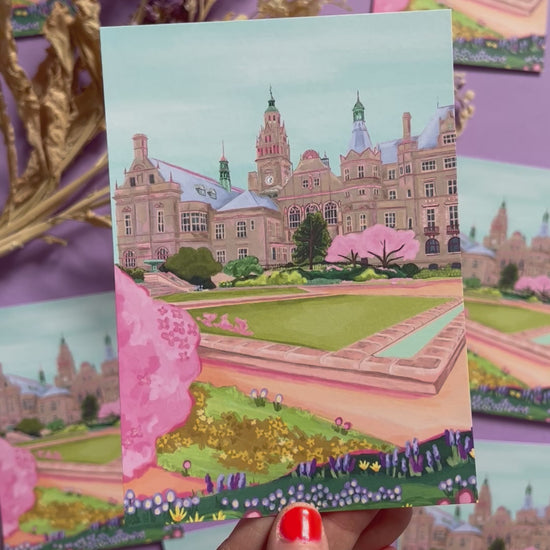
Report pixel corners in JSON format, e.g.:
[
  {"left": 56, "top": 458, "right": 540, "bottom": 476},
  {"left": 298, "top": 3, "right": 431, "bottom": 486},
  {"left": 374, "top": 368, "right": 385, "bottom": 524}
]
[{"left": 0, "top": 1, "right": 549, "bottom": 548}]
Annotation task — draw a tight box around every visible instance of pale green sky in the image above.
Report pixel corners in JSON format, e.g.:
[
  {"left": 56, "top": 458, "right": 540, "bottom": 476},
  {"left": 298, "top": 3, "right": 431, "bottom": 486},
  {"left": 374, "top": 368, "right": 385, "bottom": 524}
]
[{"left": 101, "top": 11, "right": 455, "bottom": 194}]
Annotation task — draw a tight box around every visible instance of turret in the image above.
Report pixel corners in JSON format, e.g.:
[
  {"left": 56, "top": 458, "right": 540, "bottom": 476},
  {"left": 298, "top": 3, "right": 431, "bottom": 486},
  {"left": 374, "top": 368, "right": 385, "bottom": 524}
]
[
  {"left": 219, "top": 142, "right": 232, "bottom": 193},
  {"left": 132, "top": 133, "right": 149, "bottom": 162}
]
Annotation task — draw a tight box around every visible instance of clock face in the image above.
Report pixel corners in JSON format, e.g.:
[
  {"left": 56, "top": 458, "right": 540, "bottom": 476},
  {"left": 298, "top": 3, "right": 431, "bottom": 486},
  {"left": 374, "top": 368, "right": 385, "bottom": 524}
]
[{"left": 265, "top": 175, "right": 274, "bottom": 185}]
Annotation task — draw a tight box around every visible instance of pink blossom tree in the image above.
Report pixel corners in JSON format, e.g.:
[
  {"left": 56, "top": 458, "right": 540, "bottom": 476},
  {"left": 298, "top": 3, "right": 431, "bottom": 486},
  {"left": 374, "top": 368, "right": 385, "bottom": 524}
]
[
  {"left": 98, "top": 399, "right": 120, "bottom": 419},
  {"left": 325, "top": 224, "right": 420, "bottom": 269},
  {"left": 515, "top": 275, "right": 550, "bottom": 301},
  {"left": 0, "top": 439, "right": 38, "bottom": 538},
  {"left": 115, "top": 268, "right": 201, "bottom": 481},
  {"left": 371, "top": 0, "right": 410, "bottom": 12}
]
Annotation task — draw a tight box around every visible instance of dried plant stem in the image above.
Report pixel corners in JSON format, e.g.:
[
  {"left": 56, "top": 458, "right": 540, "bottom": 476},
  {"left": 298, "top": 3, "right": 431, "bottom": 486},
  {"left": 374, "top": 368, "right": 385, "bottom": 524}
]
[
  {"left": 198, "top": 0, "right": 218, "bottom": 21},
  {"left": 0, "top": 80, "right": 18, "bottom": 185}
]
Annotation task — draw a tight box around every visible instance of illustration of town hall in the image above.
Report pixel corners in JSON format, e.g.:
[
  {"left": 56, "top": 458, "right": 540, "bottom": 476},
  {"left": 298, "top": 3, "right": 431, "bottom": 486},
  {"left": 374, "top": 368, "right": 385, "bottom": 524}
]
[{"left": 114, "top": 90, "right": 461, "bottom": 269}]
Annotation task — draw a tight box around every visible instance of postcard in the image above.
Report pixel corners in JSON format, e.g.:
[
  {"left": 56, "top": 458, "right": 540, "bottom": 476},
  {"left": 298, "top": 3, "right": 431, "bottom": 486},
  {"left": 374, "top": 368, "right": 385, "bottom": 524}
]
[
  {"left": 459, "top": 158, "right": 550, "bottom": 423},
  {"left": 397, "top": 438, "right": 550, "bottom": 550},
  {"left": 100, "top": 10, "right": 477, "bottom": 531},
  {"left": 371, "top": 0, "right": 548, "bottom": 72},
  {"left": 0, "top": 293, "right": 164, "bottom": 550},
  {"left": 9, "top": 0, "right": 74, "bottom": 38}
]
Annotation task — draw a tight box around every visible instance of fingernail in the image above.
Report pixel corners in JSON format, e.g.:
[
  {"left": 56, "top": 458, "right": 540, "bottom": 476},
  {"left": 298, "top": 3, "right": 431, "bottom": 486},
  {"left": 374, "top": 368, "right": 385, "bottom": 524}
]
[{"left": 278, "top": 505, "right": 322, "bottom": 542}]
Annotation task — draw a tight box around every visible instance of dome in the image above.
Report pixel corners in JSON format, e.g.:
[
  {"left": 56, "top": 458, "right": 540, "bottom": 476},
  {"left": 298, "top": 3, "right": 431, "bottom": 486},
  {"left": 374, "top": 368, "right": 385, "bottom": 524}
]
[{"left": 302, "top": 149, "right": 320, "bottom": 160}]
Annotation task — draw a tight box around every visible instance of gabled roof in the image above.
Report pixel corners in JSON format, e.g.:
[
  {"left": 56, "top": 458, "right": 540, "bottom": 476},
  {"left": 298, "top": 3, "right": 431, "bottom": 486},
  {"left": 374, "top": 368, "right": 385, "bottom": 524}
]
[
  {"left": 347, "top": 120, "right": 373, "bottom": 155},
  {"left": 218, "top": 190, "right": 279, "bottom": 212},
  {"left": 452, "top": 524, "right": 482, "bottom": 535},
  {"left": 152, "top": 158, "right": 241, "bottom": 209},
  {"left": 426, "top": 508, "right": 461, "bottom": 530},
  {"left": 6, "top": 374, "right": 70, "bottom": 398},
  {"left": 465, "top": 244, "right": 496, "bottom": 258},
  {"left": 378, "top": 139, "right": 401, "bottom": 164},
  {"left": 417, "top": 106, "right": 454, "bottom": 150}
]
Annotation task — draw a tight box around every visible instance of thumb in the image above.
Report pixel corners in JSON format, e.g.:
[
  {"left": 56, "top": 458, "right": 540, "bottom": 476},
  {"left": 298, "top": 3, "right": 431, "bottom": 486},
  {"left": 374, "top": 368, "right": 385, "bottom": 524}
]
[{"left": 267, "top": 504, "right": 329, "bottom": 550}]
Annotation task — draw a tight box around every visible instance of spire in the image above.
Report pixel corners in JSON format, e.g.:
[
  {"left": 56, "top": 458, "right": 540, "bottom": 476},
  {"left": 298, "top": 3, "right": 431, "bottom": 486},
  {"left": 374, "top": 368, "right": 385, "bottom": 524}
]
[
  {"left": 38, "top": 367, "right": 46, "bottom": 385},
  {"left": 104, "top": 334, "right": 115, "bottom": 361},
  {"left": 543, "top": 210, "right": 549, "bottom": 224},
  {"left": 220, "top": 140, "right": 227, "bottom": 162},
  {"left": 524, "top": 482, "right": 533, "bottom": 509},
  {"left": 219, "top": 143, "right": 231, "bottom": 193},
  {"left": 266, "top": 85, "right": 278, "bottom": 112},
  {"left": 501, "top": 200, "right": 506, "bottom": 210},
  {"left": 353, "top": 91, "right": 365, "bottom": 122},
  {"left": 347, "top": 91, "right": 372, "bottom": 154},
  {"left": 469, "top": 225, "right": 477, "bottom": 241}
]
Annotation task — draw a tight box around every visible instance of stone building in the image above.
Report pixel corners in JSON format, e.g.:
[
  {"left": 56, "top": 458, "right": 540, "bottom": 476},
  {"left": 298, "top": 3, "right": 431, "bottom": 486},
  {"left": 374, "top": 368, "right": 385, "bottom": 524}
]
[
  {"left": 0, "top": 336, "right": 119, "bottom": 430},
  {"left": 400, "top": 478, "right": 550, "bottom": 550},
  {"left": 462, "top": 203, "right": 550, "bottom": 285},
  {"left": 114, "top": 90, "right": 462, "bottom": 270}
]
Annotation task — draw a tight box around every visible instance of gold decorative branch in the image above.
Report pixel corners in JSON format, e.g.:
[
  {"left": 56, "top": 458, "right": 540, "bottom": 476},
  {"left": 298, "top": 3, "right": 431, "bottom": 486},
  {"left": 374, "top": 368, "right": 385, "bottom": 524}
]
[{"left": 0, "top": 0, "right": 109, "bottom": 258}]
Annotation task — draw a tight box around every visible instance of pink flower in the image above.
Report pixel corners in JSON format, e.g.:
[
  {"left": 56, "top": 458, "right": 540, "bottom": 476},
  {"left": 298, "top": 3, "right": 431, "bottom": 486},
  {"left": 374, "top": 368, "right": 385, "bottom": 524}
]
[
  {"left": 456, "top": 488, "right": 476, "bottom": 504},
  {"left": 183, "top": 460, "right": 191, "bottom": 470},
  {"left": 343, "top": 421, "right": 352, "bottom": 431},
  {"left": 334, "top": 417, "right": 343, "bottom": 426}
]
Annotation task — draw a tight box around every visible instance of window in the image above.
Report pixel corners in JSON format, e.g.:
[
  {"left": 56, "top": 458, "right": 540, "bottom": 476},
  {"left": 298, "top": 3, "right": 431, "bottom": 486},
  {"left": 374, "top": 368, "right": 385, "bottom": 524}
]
[
  {"left": 346, "top": 216, "right": 352, "bottom": 233},
  {"left": 124, "top": 214, "right": 132, "bottom": 235},
  {"left": 216, "top": 250, "right": 226, "bottom": 264},
  {"left": 156, "top": 247, "right": 169, "bottom": 260},
  {"left": 289, "top": 206, "right": 301, "bottom": 229},
  {"left": 181, "top": 212, "right": 190, "bottom": 232},
  {"left": 195, "top": 185, "right": 206, "bottom": 196},
  {"left": 384, "top": 212, "right": 396, "bottom": 228},
  {"left": 425, "top": 238, "right": 440, "bottom": 254},
  {"left": 449, "top": 205, "right": 459, "bottom": 228},
  {"left": 130, "top": 176, "right": 136, "bottom": 187},
  {"left": 444, "top": 157, "right": 457, "bottom": 169},
  {"left": 207, "top": 189, "right": 217, "bottom": 199},
  {"left": 302, "top": 178, "right": 309, "bottom": 189},
  {"left": 407, "top": 189, "right": 412, "bottom": 198},
  {"left": 157, "top": 210, "right": 165, "bottom": 233},
  {"left": 123, "top": 250, "right": 136, "bottom": 268},
  {"left": 359, "top": 214, "right": 367, "bottom": 231},
  {"left": 359, "top": 188, "right": 366, "bottom": 196},
  {"left": 400, "top": 166, "right": 404, "bottom": 175},
  {"left": 374, "top": 189, "right": 379, "bottom": 196},
  {"left": 405, "top": 164, "right": 411, "bottom": 174},
  {"left": 388, "top": 169, "right": 396, "bottom": 180},
  {"left": 324, "top": 202, "right": 338, "bottom": 225},
  {"left": 373, "top": 166, "right": 379, "bottom": 177},
  {"left": 421, "top": 160, "right": 436, "bottom": 172},
  {"left": 427, "top": 208, "right": 436, "bottom": 228},
  {"left": 271, "top": 247, "right": 277, "bottom": 261},
  {"left": 237, "top": 220, "right": 247, "bottom": 238},
  {"left": 250, "top": 220, "right": 255, "bottom": 230},
  {"left": 345, "top": 191, "right": 351, "bottom": 198},
  {"left": 448, "top": 237, "right": 460, "bottom": 253},
  {"left": 149, "top": 174, "right": 155, "bottom": 184},
  {"left": 238, "top": 248, "right": 248, "bottom": 259},
  {"left": 448, "top": 179, "right": 457, "bottom": 195},
  {"left": 191, "top": 212, "right": 207, "bottom": 231},
  {"left": 344, "top": 168, "right": 350, "bottom": 181},
  {"left": 443, "top": 133, "right": 456, "bottom": 145},
  {"left": 358, "top": 165, "right": 364, "bottom": 178},
  {"left": 313, "top": 177, "right": 320, "bottom": 187},
  {"left": 306, "top": 204, "right": 318, "bottom": 215},
  {"left": 389, "top": 190, "right": 397, "bottom": 200},
  {"left": 215, "top": 223, "right": 225, "bottom": 240},
  {"left": 425, "top": 182, "right": 435, "bottom": 197},
  {"left": 408, "top": 218, "right": 413, "bottom": 230}
]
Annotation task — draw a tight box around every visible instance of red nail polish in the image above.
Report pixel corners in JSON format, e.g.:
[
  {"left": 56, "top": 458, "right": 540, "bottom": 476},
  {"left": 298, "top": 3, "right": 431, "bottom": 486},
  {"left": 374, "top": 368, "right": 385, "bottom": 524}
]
[{"left": 279, "top": 505, "right": 322, "bottom": 542}]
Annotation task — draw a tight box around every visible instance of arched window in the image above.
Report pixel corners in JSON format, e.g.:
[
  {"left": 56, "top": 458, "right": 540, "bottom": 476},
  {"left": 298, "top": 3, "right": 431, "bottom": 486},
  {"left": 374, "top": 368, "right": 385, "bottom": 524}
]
[
  {"left": 123, "top": 250, "right": 136, "bottom": 268},
  {"left": 447, "top": 237, "right": 460, "bottom": 253},
  {"left": 425, "top": 238, "right": 440, "bottom": 255},
  {"left": 324, "top": 202, "right": 338, "bottom": 225},
  {"left": 305, "top": 204, "right": 319, "bottom": 215},
  {"left": 289, "top": 206, "right": 301, "bottom": 229},
  {"left": 156, "top": 247, "right": 169, "bottom": 260},
  {"left": 346, "top": 216, "right": 353, "bottom": 233}
]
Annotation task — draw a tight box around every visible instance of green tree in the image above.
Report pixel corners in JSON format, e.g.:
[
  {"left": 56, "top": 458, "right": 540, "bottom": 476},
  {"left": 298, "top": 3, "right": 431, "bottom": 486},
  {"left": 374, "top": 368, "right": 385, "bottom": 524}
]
[
  {"left": 292, "top": 212, "right": 332, "bottom": 270},
  {"left": 498, "top": 263, "right": 519, "bottom": 290},
  {"left": 164, "top": 247, "right": 222, "bottom": 288},
  {"left": 223, "top": 256, "right": 264, "bottom": 281},
  {"left": 488, "top": 538, "right": 506, "bottom": 550},
  {"left": 81, "top": 394, "right": 99, "bottom": 423},
  {"left": 15, "top": 417, "right": 44, "bottom": 437}
]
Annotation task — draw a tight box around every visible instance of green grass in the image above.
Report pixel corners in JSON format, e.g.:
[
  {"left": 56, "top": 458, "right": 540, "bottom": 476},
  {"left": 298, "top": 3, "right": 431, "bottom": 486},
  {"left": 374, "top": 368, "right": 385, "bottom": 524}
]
[
  {"left": 158, "top": 286, "right": 307, "bottom": 303},
  {"left": 32, "top": 434, "right": 121, "bottom": 464},
  {"left": 37, "top": 487, "right": 118, "bottom": 510},
  {"left": 465, "top": 300, "right": 550, "bottom": 333},
  {"left": 467, "top": 351, "right": 526, "bottom": 389},
  {"left": 191, "top": 295, "right": 448, "bottom": 351}
]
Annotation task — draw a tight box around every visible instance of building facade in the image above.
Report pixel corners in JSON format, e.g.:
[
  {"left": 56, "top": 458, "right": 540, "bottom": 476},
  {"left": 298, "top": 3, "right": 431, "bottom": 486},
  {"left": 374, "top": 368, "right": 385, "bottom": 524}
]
[
  {"left": 462, "top": 203, "right": 550, "bottom": 285},
  {"left": 115, "top": 91, "right": 462, "bottom": 270},
  {"left": 0, "top": 336, "right": 119, "bottom": 430},
  {"left": 400, "top": 479, "right": 550, "bottom": 550}
]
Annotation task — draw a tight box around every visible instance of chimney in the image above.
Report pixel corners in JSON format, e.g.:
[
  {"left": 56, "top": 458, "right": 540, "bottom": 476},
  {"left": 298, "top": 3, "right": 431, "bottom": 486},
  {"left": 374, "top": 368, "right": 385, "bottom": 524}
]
[
  {"left": 321, "top": 151, "right": 330, "bottom": 168},
  {"left": 402, "top": 113, "right": 411, "bottom": 140},
  {"left": 132, "top": 134, "right": 148, "bottom": 161}
]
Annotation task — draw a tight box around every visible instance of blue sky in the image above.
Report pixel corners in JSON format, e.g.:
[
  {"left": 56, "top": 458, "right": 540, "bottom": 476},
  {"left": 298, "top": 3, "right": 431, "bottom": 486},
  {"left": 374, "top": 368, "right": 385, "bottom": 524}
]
[
  {"left": 0, "top": 293, "right": 117, "bottom": 383},
  {"left": 458, "top": 157, "right": 550, "bottom": 244},
  {"left": 101, "top": 11, "right": 455, "bottom": 195}
]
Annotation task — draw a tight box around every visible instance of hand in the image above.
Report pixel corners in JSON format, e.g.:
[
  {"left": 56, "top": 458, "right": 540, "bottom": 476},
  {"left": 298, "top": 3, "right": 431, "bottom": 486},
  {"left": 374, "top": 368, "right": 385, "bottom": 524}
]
[{"left": 218, "top": 503, "right": 412, "bottom": 550}]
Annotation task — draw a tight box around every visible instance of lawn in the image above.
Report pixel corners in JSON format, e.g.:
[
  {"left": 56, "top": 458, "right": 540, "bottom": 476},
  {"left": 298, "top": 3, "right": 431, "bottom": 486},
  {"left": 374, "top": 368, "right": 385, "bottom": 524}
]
[
  {"left": 32, "top": 434, "right": 121, "bottom": 464},
  {"left": 191, "top": 295, "right": 448, "bottom": 351},
  {"left": 158, "top": 286, "right": 307, "bottom": 303},
  {"left": 465, "top": 300, "right": 550, "bottom": 333},
  {"left": 467, "top": 351, "right": 526, "bottom": 389}
]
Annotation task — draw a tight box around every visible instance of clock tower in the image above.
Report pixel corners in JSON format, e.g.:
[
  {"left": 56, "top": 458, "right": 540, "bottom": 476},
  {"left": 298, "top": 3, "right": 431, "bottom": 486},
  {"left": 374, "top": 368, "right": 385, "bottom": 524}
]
[{"left": 254, "top": 87, "right": 292, "bottom": 198}]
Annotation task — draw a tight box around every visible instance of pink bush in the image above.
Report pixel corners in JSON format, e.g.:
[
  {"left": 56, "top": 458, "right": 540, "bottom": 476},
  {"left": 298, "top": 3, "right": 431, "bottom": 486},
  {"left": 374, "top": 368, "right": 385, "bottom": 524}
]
[
  {"left": 372, "top": 0, "right": 410, "bottom": 12},
  {"left": 515, "top": 275, "right": 550, "bottom": 299},
  {"left": 326, "top": 224, "right": 419, "bottom": 268},
  {"left": 115, "top": 269, "right": 201, "bottom": 481},
  {"left": 98, "top": 399, "right": 120, "bottom": 419},
  {"left": 0, "top": 438, "right": 38, "bottom": 538}
]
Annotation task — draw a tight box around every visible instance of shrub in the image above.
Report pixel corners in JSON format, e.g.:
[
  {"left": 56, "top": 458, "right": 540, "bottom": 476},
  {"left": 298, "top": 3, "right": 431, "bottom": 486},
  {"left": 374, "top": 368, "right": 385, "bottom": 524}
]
[
  {"left": 117, "top": 265, "right": 145, "bottom": 282},
  {"left": 464, "top": 277, "right": 481, "bottom": 289},
  {"left": 46, "top": 419, "right": 65, "bottom": 432},
  {"left": 234, "top": 270, "right": 307, "bottom": 287},
  {"left": 467, "top": 287, "right": 502, "bottom": 299},
  {"left": 14, "top": 418, "right": 44, "bottom": 437},
  {"left": 413, "top": 268, "right": 461, "bottom": 279},
  {"left": 306, "top": 277, "right": 342, "bottom": 285},
  {"left": 354, "top": 268, "right": 389, "bottom": 282},
  {"left": 401, "top": 263, "right": 421, "bottom": 278}
]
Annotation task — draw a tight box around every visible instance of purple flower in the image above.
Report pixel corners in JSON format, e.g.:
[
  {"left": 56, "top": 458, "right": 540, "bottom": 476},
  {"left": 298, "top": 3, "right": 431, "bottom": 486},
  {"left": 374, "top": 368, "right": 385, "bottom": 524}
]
[
  {"left": 464, "top": 436, "right": 473, "bottom": 454},
  {"left": 432, "top": 444, "right": 441, "bottom": 462},
  {"left": 444, "top": 429, "right": 455, "bottom": 447},
  {"left": 412, "top": 438, "right": 419, "bottom": 456},
  {"left": 238, "top": 472, "right": 247, "bottom": 489},
  {"left": 405, "top": 441, "right": 411, "bottom": 458},
  {"left": 307, "top": 458, "right": 318, "bottom": 478},
  {"left": 205, "top": 473, "right": 214, "bottom": 494},
  {"left": 426, "top": 450, "right": 433, "bottom": 469},
  {"left": 299, "top": 462, "right": 307, "bottom": 476},
  {"left": 345, "top": 457, "right": 356, "bottom": 473},
  {"left": 328, "top": 456, "right": 336, "bottom": 471},
  {"left": 216, "top": 473, "right": 225, "bottom": 492},
  {"left": 335, "top": 456, "right": 342, "bottom": 473},
  {"left": 400, "top": 457, "right": 407, "bottom": 475},
  {"left": 231, "top": 473, "right": 240, "bottom": 490},
  {"left": 409, "top": 454, "right": 424, "bottom": 474},
  {"left": 392, "top": 448, "right": 399, "bottom": 467}
]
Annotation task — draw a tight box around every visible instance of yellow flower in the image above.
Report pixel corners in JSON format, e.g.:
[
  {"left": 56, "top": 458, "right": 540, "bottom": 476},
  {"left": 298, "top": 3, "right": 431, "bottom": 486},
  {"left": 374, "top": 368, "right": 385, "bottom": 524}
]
[
  {"left": 369, "top": 461, "right": 381, "bottom": 473},
  {"left": 187, "top": 511, "right": 205, "bottom": 523},
  {"left": 359, "top": 460, "right": 370, "bottom": 471},
  {"left": 469, "top": 448, "right": 475, "bottom": 459},
  {"left": 169, "top": 505, "right": 187, "bottom": 523},
  {"left": 212, "top": 511, "right": 226, "bottom": 521},
  {"left": 402, "top": 503, "right": 413, "bottom": 508}
]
